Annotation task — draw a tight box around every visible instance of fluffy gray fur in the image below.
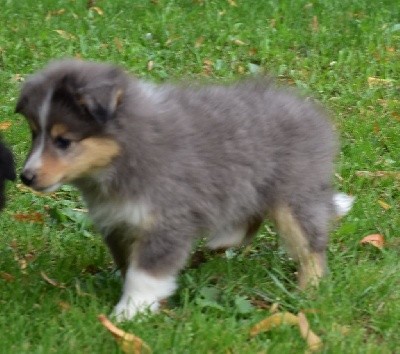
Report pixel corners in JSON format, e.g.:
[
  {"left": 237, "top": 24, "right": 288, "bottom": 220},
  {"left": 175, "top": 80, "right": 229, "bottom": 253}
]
[{"left": 17, "top": 60, "right": 347, "bottom": 319}]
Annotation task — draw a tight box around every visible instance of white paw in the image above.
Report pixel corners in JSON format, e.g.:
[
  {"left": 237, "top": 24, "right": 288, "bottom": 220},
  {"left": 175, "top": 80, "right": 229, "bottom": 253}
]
[
  {"left": 111, "top": 265, "right": 177, "bottom": 322},
  {"left": 112, "top": 294, "right": 159, "bottom": 322},
  {"left": 333, "top": 193, "right": 355, "bottom": 217}
]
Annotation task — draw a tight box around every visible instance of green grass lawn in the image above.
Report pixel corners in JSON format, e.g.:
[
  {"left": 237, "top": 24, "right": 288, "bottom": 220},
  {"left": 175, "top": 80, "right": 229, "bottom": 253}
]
[{"left": 1, "top": 0, "right": 400, "bottom": 353}]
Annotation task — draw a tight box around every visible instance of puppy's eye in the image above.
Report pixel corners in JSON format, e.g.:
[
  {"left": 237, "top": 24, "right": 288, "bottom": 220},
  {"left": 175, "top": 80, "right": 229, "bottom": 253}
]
[{"left": 54, "top": 136, "right": 72, "bottom": 150}]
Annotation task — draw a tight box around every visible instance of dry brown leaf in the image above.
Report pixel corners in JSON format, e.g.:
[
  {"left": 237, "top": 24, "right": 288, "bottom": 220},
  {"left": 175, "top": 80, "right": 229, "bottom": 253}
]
[
  {"left": 331, "top": 323, "right": 351, "bottom": 336},
  {"left": 237, "top": 65, "right": 245, "bottom": 74},
  {"left": 147, "top": 61, "right": 154, "bottom": 71},
  {"left": 233, "top": 39, "right": 246, "bottom": 46},
  {"left": 46, "top": 8, "right": 65, "bottom": 20},
  {"left": 98, "top": 314, "right": 152, "bottom": 354},
  {"left": 203, "top": 59, "right": 213, "bottom": 76},
  {"left": 16, "top": 183, "right": 46, "bottom": 196},
  {"left": 0, "top": 122, "right": 12, "bottom": 131},
  {"left": 19, "top": 259, "right": 27, "bottom": 270},
  {"left": 54, "top": 30, "right": 76, "bottom": 40},
  {"left": 360, "top": 234, "right": 384, "bottom": 249},
  {"left": 41, "top": 271, "right": 66, "bottom": 288},
  {"left": 195, "top": 36, "right": 205, "bottom": 48},
  {"left": 0, "top": 272, "right": 15, "bottom": 282},
  {"left": 298, "top": 312, "right": 323, "bottom": 352},
  {"left": 90, "top": 6, "right": 104, "bottom": 15},
  {"left": 58, "top": 301, "right": 71, "bottom": 311},
  {"left": 355, "top": 170, "right": 400, "bottom": 179},
  {"left": 13, "top": 212, "right": 44, "bottom": 223},
  {"left": 368, "top": 77, "right": 394, "bottom": 87},
  {"left": 114, "top": 37, "right": 123, "bottom": 52},
  {"left": 311, "top": 16, "right": 319, "bottom": 32},
  {"left": 270, "top": 302, "right": 279, "bottom": 313},
  {"left": 378, "top": 200, "right": 391, "bottom": 210},
  {"left": 249, "top": 298, "right": 270, "bottom": 310},
  {"left": 391, "top": 112, "right": 400, "bottom": 121},
  {"left": 249, "top": 311, "right": 299, "bottom": 337}
]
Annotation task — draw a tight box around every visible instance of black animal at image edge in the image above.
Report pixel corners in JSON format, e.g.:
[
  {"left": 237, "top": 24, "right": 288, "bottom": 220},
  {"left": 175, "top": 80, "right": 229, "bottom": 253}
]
[{"left": 0, "top": 139, "right": 16, "bottom": 210}]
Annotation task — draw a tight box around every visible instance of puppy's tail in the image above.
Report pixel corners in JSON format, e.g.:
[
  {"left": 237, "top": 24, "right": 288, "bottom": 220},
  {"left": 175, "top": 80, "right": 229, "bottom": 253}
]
[{"left": 333, "top": 192, "right": 355, "bottom": 217}]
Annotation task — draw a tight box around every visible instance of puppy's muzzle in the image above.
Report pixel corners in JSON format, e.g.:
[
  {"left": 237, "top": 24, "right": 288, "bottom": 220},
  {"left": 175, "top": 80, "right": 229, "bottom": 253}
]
[{"left": 20, "top": 169, "right": 36, "bottom": 187}]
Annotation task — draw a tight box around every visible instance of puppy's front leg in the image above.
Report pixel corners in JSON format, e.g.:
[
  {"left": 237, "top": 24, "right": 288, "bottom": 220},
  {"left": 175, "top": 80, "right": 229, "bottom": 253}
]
[{"left": 112, "top": 226, "right": 193, "bottom": 321}]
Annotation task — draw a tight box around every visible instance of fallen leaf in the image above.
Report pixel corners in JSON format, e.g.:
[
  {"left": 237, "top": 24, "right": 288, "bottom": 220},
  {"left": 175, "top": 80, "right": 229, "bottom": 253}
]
[
  {"left": 301, "top": 308, "right": 320, "bottom": 314},
  {"left": 331, "top": 323, "right": 351, "bottom": 336},
  {"left": 98, "top": 314, "right": 152, "bottom": 354},
  {"left": 249, "top": 297, "right": 270, "bottom": 310},
  {"left": 250, "top": 311, "right": 299, "bottom": 337},
  {"left": 311, "top": 16, "right": 319, "bottom": 32},
  {"left": 54, "top": 29, "right": 76, "bottom": 40},
  {"left": 0, "top": 122, "right": 12, "bottom": 131},
  {"left": 391, "top": 112, "right": 400, "bottom": 121},
  {"left": 360, "top": 234, "right": 384, "bottom": 249},
  {"left": 18, "top": 259, "right": 27, "bottom": 270},
  {"left": 114, "top": 37, "right": 123, "bottom": 52},
  {"left": 298, "top": 312, "right": 323, "bottom": 352},
  {"left": 203, "top": 59, "right": 213, "bottom": 76},
  {"left": 248, "top": 47, "right": 258, "bottom": 56},
  {"left": 16, "top": 183, "right": 46, "bottom": 196},
  {"left": 355, "top": 170, "right": 400, "bottom": 179},
  {"left": 147, "top": 60, "right": 154, "bottom": 71},
  {"left": 195, "top": 36, "right": 205, "bottom": 48},
  {"left": 373, "top": 122, "right": 381, "bottom": 134},
  {"left": 378, "top": 200, "right": 391, "bottom": 210},
  {"left": 270, "top": 302, "right": 279, "bottom": 313},
  {"left": 13, "top": 212, "right": 44, "bottom": 223},
  {"left": 233, "top": 39, "right": 246, "bottom": 46},
  {"left": 10, "top": 74, "right": 24, "bottom": 83},
  {"left": 0, "top": 272, "right": 15, "bottom": 282},
  {"left": 75, "top": 282, "right": 94, "bottom": 298},
  {"left": 46, "top": 8, "right": 65, "bottom": 20},
  {"left": 41, "top": 271, "right": 66, "bottom": 288},
  {"left": 58, "top": 301, "right": 71, "bottom": 311},
  {"left": 368, "top": 77, "right": 394, "bottom": 87},
  {"left": 89, "top": 6, "right": 104, "bottom": 15},
  {"left": 87, "top": 0, "right": 96, "bottom": 8}
]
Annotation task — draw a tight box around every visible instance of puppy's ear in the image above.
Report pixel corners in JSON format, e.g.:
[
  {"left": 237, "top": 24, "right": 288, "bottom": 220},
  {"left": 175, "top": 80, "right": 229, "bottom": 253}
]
[{"left": 77, "top": 85, "right": 124, "bottom": 124}]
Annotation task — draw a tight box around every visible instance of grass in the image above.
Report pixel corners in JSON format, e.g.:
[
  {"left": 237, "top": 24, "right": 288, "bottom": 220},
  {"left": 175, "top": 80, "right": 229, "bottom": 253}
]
[{"left": 0, "top": 0, "right": 399, "bottom": 352}]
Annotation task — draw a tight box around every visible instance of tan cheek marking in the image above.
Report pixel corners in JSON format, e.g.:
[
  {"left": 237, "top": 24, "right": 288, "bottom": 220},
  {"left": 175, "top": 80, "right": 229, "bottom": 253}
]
[
  {"left": 61, "top": 137, "right": 121, "bottom": 181},
  {"left": 36, "top": 153, "right": 69, "bottom": 187},
  {"left": 50, "top": 123, "right": 69, "bottom": 139},
  {"left": 34, "top": 137, "right": 120, "bottom": 187}
]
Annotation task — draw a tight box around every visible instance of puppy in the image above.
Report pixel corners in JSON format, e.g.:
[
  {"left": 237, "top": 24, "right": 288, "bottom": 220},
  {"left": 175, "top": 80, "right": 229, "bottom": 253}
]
[
  {"left": 16, "top": 59, "right": 353, "bottom": 321},
  {"left": 0, "top": 139, "right": 16, "bottom": 210}
]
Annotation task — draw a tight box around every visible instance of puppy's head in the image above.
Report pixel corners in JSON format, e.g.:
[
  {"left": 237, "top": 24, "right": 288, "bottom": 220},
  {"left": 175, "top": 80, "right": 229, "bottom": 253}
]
[{"left": 15, "top": 60, "right": 126, "bottom": 192}]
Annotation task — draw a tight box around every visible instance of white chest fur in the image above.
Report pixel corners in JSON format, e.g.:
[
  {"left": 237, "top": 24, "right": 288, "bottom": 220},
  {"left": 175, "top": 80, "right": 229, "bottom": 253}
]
[{"left": 88, "top": 199, "right": 153, "bottom": 233}]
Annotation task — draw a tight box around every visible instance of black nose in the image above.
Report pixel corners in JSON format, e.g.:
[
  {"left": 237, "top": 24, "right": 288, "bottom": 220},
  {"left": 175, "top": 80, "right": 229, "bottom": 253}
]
[{"left": 20, "top": 170, "right": 36, "bottom": 186}]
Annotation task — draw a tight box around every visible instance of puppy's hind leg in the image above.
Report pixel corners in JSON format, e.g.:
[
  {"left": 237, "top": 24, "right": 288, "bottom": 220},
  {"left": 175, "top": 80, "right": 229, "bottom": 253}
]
[
  {"left": 272, "top": 203, "right": 328, "bottom": 289},
  {"left": 112, "top": 224, "right": 193, "bottom": 321},
  {"left": 104, "top": 227, "right": 134, "bottom": 278}
]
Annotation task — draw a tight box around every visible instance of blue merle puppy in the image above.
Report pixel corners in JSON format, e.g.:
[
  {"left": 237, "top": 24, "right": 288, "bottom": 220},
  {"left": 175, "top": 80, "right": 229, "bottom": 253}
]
[{"left": 16, "top": 59, "right": 353, "bottom": 321}]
